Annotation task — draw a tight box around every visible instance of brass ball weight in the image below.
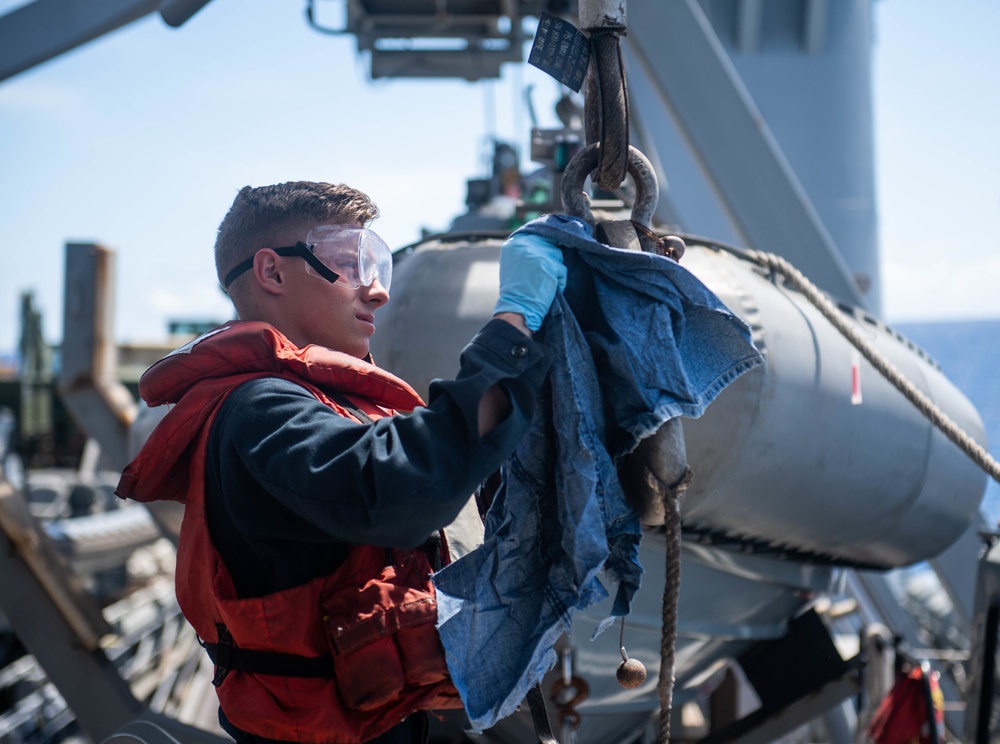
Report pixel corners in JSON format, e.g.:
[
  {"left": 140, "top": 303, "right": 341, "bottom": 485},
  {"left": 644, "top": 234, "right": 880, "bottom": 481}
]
[{"left": 616, "top": 658, "right": 647, "bottom": 689}]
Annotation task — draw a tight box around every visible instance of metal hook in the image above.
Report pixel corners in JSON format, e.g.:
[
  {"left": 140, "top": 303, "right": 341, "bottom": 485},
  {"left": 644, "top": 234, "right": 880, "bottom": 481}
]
[{"left": 550, "top": 674, "right": 591, "bottom": 731}]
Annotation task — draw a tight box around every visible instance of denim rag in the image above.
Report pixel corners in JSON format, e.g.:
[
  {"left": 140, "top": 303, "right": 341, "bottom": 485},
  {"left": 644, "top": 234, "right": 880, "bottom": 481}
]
[{"left": 432, "top": 214, "right": 764, "bottom": 731}]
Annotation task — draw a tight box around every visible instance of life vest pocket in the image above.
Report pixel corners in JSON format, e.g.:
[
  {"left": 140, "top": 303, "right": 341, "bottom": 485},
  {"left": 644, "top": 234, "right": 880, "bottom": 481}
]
[{"left": 320, "top": 550, "right": 451, "bottom": 711}]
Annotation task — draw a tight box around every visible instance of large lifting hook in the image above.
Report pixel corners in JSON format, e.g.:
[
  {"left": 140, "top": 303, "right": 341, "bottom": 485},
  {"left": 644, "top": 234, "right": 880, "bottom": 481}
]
[{"left": 561, "top": 143, "right": 685, "bottom": 261}]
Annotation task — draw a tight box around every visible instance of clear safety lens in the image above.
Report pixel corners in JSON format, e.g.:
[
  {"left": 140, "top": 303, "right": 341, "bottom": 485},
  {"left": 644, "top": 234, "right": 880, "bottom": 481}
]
[{"left": 305, "top": 224, "right": 393, "bottom": 291}]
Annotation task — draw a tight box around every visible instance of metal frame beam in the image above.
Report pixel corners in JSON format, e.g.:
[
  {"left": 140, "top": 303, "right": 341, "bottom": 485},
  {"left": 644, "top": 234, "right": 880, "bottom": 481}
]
[
  {"left": 0, "top": 470, "right": 138, "bottom": 740},
  {"left": 0, "top": 0, "right": 160, "bottom": 83},
  {"left": 622, "top": 0, "right": 868, "bottom": 309},
  {"left": 58, "top": 244, "right": 137, "bottom": 472},
  {"left": 706, "top": 675, "right": 859, "bottom": 744},
  {"left": 0, "top": 469, "right": 225, "bottom": 742},
  {"left": 963, "top": 536, "right": 1000, "bottom": 744},
  {"left": 803, "top": 0, "right": 829, "bottom": 54}
]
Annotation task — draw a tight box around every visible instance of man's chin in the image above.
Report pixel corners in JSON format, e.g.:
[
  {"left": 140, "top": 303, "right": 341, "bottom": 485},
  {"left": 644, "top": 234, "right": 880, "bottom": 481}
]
[{"left": 349, "top": 343, "right": 372, "bottom": 360}]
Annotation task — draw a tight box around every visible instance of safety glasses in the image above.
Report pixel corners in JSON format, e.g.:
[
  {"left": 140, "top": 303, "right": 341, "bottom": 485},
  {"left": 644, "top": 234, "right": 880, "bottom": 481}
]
[{"left": 223, "top": 225, "right": 393, "bottom": 292}]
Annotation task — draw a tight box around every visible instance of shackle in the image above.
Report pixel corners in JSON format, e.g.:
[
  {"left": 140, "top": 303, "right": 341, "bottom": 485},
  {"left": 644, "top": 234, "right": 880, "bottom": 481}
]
[{"left": 560, "top": 143, "right": 658, "bottom": 228}]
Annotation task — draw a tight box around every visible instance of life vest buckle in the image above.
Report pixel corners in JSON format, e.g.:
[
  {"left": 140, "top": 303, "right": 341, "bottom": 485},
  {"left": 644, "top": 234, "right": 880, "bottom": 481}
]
[{"left": 212, "top": 623, "right": 234, "bottom": 686}]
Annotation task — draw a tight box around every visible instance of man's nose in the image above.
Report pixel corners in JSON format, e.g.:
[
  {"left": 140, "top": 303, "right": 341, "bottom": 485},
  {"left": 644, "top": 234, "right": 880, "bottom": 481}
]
[{"left": 364, "top": 277, "right": 389, "bottom": 304}]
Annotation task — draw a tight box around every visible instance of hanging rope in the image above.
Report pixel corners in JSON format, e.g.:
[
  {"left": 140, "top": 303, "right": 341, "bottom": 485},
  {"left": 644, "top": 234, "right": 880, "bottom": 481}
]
[
  {"left": 657, "top": 467, "right": 692, "bottom": 744},
  {"left": 745, "top": 249, "right": 1000, "bottom": 485}
]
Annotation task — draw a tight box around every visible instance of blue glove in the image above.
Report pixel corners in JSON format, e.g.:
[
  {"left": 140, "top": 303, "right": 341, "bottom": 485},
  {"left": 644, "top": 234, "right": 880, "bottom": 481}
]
[{"left": 493, "top": 232, "right": 567, "bottom": 331}]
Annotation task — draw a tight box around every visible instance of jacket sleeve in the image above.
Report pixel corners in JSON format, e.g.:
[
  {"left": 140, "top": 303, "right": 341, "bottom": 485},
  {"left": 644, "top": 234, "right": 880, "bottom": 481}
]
[{"left": 209, "top": 319, "right": 551, "bottom": 549}]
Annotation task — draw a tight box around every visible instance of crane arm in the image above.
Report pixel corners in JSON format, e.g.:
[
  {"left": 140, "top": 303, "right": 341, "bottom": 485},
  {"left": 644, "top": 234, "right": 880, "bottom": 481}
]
[{"left": 0, "top": 0, "right": 211, "bottom": 83}]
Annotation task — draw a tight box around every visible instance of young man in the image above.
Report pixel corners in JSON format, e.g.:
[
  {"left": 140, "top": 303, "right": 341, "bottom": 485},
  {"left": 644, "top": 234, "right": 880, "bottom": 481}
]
[{"left": 118, "top": 181, "right": 566, "bottom": 743}]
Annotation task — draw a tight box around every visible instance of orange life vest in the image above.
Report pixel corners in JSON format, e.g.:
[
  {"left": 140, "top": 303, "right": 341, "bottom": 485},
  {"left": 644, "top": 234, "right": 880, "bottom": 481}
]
[{"left": 117, "top": 321, "right": 462, "bottom": 743}]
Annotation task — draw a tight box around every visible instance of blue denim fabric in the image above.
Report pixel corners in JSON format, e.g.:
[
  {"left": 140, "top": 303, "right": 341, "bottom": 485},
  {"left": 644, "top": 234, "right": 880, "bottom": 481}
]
[{"left": 433, "top": 215, "right": 764, "bottom": 731}]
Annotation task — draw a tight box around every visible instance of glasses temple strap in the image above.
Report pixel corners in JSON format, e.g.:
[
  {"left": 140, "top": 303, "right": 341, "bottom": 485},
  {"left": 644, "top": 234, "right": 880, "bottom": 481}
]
[{"left": 222, "top": 242, "right": 341, "bottom": 289}]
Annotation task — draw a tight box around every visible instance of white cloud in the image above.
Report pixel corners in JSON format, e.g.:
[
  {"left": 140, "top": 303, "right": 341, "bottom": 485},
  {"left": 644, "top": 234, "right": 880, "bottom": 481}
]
[
  {"left": 121, "top": 282, "right": 233, "bottom": 343},
  {"left": 0, "top": 79, "right": 86, "bottom": 112},
  {"left": 883, "top": 253, "right": 1000, "bottom": 323}
]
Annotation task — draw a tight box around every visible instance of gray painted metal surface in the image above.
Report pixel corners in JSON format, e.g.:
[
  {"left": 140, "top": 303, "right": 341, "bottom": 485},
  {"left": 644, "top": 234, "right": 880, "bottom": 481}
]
[
  {"left": 579, "top": 0, "right": 627, "bottom": 30},
  {"left": 0, "top": 0, "right": 160, "bottom": 83},
  {"left": 158, "top": 0, "right": 212, "bottom": 27},
  {"left": 680, "top": 241, "right": 986, "bottom": 567},
  {"left": 623, "top": 0, "right": 877, "bottom": 311},
  {"left": 372, "top": 239, "right": 504, "bottom": 396}
]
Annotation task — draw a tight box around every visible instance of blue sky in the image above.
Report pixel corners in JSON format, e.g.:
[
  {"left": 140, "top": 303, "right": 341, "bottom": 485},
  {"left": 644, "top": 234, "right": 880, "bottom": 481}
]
[{"left": 0, "top": 0, "right": 997, "bottom": 354}]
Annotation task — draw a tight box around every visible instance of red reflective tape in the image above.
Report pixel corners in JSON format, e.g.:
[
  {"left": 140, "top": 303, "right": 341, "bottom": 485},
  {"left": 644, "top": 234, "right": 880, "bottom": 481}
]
[{"left": 851, "top": 350, "right": 863, "bottom": 405}]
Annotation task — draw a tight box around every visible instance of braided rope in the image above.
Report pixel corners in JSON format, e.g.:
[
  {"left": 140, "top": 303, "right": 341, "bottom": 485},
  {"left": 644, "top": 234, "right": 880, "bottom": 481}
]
[
  {"left": 658, "top": 467, "right": 692, "bottom": 744},
  {"left": 746, "top": 250, "right": 1000, "bottom": 484}
]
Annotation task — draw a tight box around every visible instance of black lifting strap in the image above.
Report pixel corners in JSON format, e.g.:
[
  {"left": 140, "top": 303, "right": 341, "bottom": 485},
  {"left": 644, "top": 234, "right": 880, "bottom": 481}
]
[
  {"left": 526, "top": 683, "right": 560, "bottom": 744},
  {"left": 202, "top": 623, "right": 334, "bottom": 686}
]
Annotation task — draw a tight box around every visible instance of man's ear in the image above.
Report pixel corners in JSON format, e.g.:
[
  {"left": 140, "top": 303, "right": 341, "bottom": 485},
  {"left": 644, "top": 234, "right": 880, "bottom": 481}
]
[{"left": 253, "top": 249, "right": 285, "bottom": 295}]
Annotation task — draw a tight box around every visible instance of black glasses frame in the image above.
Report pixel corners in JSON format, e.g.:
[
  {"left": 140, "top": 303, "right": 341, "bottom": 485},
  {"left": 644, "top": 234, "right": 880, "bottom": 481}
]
[{"left": 223, "top": 242, "right": 340, "bottom": 290}]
